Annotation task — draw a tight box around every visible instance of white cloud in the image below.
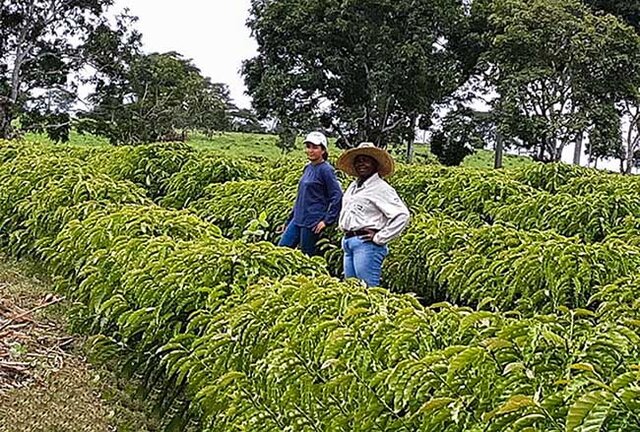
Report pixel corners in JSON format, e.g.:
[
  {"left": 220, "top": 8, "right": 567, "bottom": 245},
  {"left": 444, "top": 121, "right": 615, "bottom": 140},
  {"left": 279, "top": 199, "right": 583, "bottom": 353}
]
[{"left": 114, "top": 0, "right": 258, "bottom": 108}]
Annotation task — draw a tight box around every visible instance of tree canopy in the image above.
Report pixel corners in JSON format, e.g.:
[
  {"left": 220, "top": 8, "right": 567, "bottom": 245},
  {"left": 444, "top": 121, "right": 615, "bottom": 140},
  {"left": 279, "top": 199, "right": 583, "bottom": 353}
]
[
  {"left": 0, "top": 0, "right": 115, "bottom": 140},
  {"left": 483, "top": 0, "right": 640, "bottom": 162},
  {"left": 243, "top": 0, "right": 471, "bottom": 148},
  {"left": 79, "top": 51, "right": 231, "bottom": 144}
]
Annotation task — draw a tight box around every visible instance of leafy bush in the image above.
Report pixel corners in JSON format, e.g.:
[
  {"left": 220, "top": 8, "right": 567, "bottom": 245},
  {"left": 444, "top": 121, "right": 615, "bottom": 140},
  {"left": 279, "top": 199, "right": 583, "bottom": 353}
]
[
  {"left": 0, "top": 153, "right": 148, "bottom": 256},
  {"left": 1, "top": 141, "right": 640, "bottom": 431},
  {"left": 160, "top": 276, "right": 640, "bottom": 431},
  {"left": 385, "top": 214, "right": 640, "bottom": 313},
  {"left": 90, "top": 141, "right": 196, "bottom": 199},
  {"left": 189, "top": 180, "right": 297, "bottom": 242},
  {"left": 159, "top": 154, "right": 261, "bottom": 208},
  {"left": 511, "top": 163, "right": 596, "bottom": 193},
  {"left": 491, "top": 191, "right": 640, "bottom": 241}
]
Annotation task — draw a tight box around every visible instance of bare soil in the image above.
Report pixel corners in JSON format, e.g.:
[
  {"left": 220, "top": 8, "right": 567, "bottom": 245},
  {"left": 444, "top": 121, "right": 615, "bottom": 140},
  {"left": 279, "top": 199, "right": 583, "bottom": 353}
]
[{"left": 0, "top": 257, "right": 159, "bottom": 432}]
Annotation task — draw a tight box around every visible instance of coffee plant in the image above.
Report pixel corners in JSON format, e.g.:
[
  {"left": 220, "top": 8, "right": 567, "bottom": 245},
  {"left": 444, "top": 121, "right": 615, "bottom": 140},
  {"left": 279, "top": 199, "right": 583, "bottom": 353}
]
[{"left": 1, "top": 140, "right": 639, "bottom": 431}]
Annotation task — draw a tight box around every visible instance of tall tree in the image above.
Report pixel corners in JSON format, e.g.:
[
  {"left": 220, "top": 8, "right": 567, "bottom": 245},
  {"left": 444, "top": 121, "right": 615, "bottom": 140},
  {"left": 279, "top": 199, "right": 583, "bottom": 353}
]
[
  {"left": 243, "top": 0, "right": 470, "bottom": 149},
  {"left": 79, "top": 51, "right": 230, "bottom": 144},
  {"left": 615, "top": 95, "right": 640, "bottom": 173},
  {"left": 0, "top": 0, "right": 115, "bottom": 140},
  {"left": 484, "top": 0, "right": 640, "bottom": 162}
]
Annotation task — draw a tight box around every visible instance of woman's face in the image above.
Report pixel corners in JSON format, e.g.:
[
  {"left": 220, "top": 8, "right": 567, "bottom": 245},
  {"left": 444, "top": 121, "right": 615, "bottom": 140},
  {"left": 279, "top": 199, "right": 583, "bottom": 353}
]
[
  {"left": 305, "top": 142, "right": 325, "bottom": 162},
  {"left": 353, "top": 155, "right": 378, "bottom": 178}
]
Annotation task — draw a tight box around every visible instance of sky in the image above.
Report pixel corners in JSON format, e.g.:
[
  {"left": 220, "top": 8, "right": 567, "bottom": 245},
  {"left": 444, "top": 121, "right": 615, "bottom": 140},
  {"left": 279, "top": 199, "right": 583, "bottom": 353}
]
[{"left": 113, "top": 0, "right": 258, "bottom": 108}]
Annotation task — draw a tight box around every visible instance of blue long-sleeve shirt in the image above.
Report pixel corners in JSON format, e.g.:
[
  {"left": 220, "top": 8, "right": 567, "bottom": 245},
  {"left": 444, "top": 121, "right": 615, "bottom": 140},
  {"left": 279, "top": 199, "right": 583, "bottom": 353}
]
[{"left": 288, "top": 162, "right": 343, "bottom": 228}]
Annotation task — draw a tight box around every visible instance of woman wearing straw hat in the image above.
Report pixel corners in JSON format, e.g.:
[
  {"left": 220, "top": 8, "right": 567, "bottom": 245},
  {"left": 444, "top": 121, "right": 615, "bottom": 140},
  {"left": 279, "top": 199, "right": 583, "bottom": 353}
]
[
  {"left": 336, "top": 142, "right": 410, "bottom": 287},
  {"left": 278, "top": 131, "right": 343, "bottom": 256}
]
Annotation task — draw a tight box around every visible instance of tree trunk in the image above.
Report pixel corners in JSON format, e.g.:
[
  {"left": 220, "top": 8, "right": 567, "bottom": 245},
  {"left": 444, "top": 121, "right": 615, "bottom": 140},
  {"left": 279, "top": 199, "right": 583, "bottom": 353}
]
[
  {"left": 573, "top": 132, "right": 582, "bottom": 165},
  {"left": 537, "top": 141, "right": 545, "bottom": 162},
  {"left": 0, "top": 97, "right": 12, "bottom": 139},
  {"left": 624, "top": 140, "right": 634, "bottom": 174},
  {"left": 405, "top": 114, "right": 417, "bottom": 163},
  {"left": 586, "top": 132, "right": 593, "bottom": 167},
  {"left": 2, "top": 1, "right": 36, "bottom": 140},
  {"left": 494, "top": 131, "right": 504, "bottom": 169}
]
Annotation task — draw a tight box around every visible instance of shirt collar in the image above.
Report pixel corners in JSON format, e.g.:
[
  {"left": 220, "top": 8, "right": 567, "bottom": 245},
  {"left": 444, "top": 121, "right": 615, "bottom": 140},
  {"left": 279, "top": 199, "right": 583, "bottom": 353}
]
[{"left": 355, "top": 173, "right": 382, "bottom": 189}]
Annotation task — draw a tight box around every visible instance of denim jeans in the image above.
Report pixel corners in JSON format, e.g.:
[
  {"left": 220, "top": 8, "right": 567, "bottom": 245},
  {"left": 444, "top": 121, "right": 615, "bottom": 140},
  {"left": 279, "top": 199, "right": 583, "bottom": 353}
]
[
  {"left": 278, "top": 223, "right": 320, "bottom": 256},
  {"left": 342, "top": 236, "right": 389, "bottom": 287}
]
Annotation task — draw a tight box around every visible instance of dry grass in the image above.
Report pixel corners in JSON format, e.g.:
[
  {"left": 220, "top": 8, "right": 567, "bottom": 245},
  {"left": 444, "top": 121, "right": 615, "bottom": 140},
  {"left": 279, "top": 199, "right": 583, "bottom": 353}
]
[{"left": 0, "top": 256, "right": 159, "bottom": 432}]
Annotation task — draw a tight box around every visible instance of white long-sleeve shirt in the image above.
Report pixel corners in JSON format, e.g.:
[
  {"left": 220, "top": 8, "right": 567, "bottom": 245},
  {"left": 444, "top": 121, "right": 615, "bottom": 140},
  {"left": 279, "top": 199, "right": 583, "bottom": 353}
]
[{"left": 338, "top": 173, "right": 410, "bottom": 245}]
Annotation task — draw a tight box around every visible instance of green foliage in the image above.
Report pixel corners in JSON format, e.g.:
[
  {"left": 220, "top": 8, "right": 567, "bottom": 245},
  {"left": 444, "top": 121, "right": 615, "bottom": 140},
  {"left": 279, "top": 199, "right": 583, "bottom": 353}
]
[
  {"left": 584, "top": 0, "right": 640, "bottom": 30},
  {"left": 384, "top": 215, "right": 640, "bottom": 313},
  {"left": 0, "top": 0, "right": 120, "bottom": 140},
  {"left": 430, "top": 107, "right": 494, "bottom": 166},
  {"left": 390, "top": 166, "right": 537, "bottom": 224},
  {"left": 47, "top": 204, "right": 222, "bottom": 279},
  {"left": 510, "top": 163, "right": 597, "bottom": 193},
  {"left": 79, "top": 51, "right": 232, "bottom": 145},
  {"left": 0, "top": 151, "right": 148, "bottom": 257},
  {"left": 188, "top": 180, "right": 296, "bottom": 243},
  {"left": 486, "top": 0, "right": 640, "bottom": 162},
  {"left": 1, "top": 140, "right": 640, "bottom": 431},
  {"left": 90, "top": 141, "right": 195, "bottom": 199},
  {"left": 159, "top": 154, "right": 261, "bottom": 208},
  {"left": 162, "top": 276, "right": 640, "bottom": 431},
  {"left": 243, "top": 0, "right": 469, "bottom": 146},
  {"left": 491, "top": 190, "right": 640, "bottom": 241}
]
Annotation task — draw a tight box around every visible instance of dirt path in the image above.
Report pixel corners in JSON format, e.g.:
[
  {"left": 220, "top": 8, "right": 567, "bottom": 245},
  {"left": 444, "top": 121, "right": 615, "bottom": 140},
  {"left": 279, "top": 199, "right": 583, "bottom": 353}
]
[{"left": 0, "top": 257, "right": 158, "bottom": 432}]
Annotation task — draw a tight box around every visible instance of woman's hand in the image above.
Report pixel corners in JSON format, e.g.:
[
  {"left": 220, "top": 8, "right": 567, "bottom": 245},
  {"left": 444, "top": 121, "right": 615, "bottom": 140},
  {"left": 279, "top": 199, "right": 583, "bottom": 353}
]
[{"left": 313, "top": 221, "right": 327, "bottom": 234}]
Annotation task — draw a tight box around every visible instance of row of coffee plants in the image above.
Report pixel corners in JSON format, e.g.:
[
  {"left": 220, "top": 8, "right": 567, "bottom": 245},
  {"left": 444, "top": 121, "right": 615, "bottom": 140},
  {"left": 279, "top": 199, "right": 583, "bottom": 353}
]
[
  {"left": 0, "top": 152, "right": 149, "bottom": 257},
  {"left": 489, "top": 190, "right": 640, "bottom": 242},
  {"left": 393, "top": 168, "right": 538, "bottom": 225},
  {"left": 181, "top": 173, "right": 640, "bottom": 316},
  {"left": 0, "top": 144, "right": 329, "bottom": 426},
  {"left": 384, "top": 214, "right": 640, "bottom": 313},
  {"left": 509, "top": 163, "right": 597, "bottom": 193},
  {"left": 159, "top": 276, "right": 640, "bottom": 431},
  {"left": 0, "top": 141, "right": 639, "bottom": 430},
  {"left": 19, "top": 139, "right": 638, "bottom": 246}
]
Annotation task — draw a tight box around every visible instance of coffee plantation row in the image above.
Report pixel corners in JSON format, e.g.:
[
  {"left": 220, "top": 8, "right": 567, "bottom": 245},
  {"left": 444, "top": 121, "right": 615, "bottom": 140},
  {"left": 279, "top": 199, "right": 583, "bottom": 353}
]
[{"left": 0, "top": 139, "right": 639, "bottom": 431}]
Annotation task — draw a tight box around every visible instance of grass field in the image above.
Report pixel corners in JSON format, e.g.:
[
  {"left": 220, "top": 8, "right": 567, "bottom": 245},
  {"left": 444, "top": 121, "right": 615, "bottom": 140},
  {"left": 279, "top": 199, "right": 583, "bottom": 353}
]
[{"left": 23, "top": 130, "right": 534, "bottom": 168}]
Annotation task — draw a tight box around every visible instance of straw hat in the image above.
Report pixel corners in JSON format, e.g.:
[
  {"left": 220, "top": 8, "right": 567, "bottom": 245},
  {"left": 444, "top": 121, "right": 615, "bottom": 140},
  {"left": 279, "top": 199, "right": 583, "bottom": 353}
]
[{"left": 336, "top": 142, "right": 395, "bottom": 177}]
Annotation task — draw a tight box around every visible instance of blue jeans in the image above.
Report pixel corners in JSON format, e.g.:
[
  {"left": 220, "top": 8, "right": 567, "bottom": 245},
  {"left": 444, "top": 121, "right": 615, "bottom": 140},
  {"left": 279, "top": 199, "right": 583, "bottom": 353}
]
[
  {"left": 278, "top": 223, "right": 320, "bottom": 256},
  {"left": 342, "top": 236, "right": 388, "bottom": 287}
]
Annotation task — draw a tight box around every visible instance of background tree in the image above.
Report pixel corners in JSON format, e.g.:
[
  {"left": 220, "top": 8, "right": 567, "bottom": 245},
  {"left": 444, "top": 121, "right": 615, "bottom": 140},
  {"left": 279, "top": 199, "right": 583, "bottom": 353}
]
[
  {"left": 79, "top": 51, "right": 229, "bottom": 144},
  {"left": 484, "top": 0, "right": 640, "bottom": 162},
  {"left": 585, "top": 102, "right": 623, "bottom": 168},
  {"left": 430, "top": 106, "right": 495, "bottom": 166},
  {"left": 0, "top": 0, "right": 116, "bottom": 141},
  {"left": 228, "top": 107, "right": 266, "bottom": 134},
  {"left": 243, "top": 0, "right": 471, "bottom": 152}
]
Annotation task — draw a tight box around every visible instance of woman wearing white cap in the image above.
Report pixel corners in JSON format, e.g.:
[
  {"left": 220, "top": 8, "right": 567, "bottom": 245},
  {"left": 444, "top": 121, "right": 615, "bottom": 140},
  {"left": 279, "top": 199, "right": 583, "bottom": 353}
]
[
  {"left": 278, "top": 131, "right": 343, "bottom": 256},
  {"left": 336, "top": 142, "right": 410, "bottom": 287}
]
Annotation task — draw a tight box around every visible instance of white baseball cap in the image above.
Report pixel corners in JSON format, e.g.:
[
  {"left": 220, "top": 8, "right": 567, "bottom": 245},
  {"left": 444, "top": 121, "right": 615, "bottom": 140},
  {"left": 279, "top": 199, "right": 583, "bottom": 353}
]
[{"left": 303, "top": 131, "right": 327, "bottom": 148}]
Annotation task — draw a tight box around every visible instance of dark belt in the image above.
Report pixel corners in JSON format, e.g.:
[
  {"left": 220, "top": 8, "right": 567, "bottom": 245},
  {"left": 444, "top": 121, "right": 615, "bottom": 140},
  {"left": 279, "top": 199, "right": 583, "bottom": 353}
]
[{"left": 344, "top": 229, "right": 373, "bottom": 238}]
